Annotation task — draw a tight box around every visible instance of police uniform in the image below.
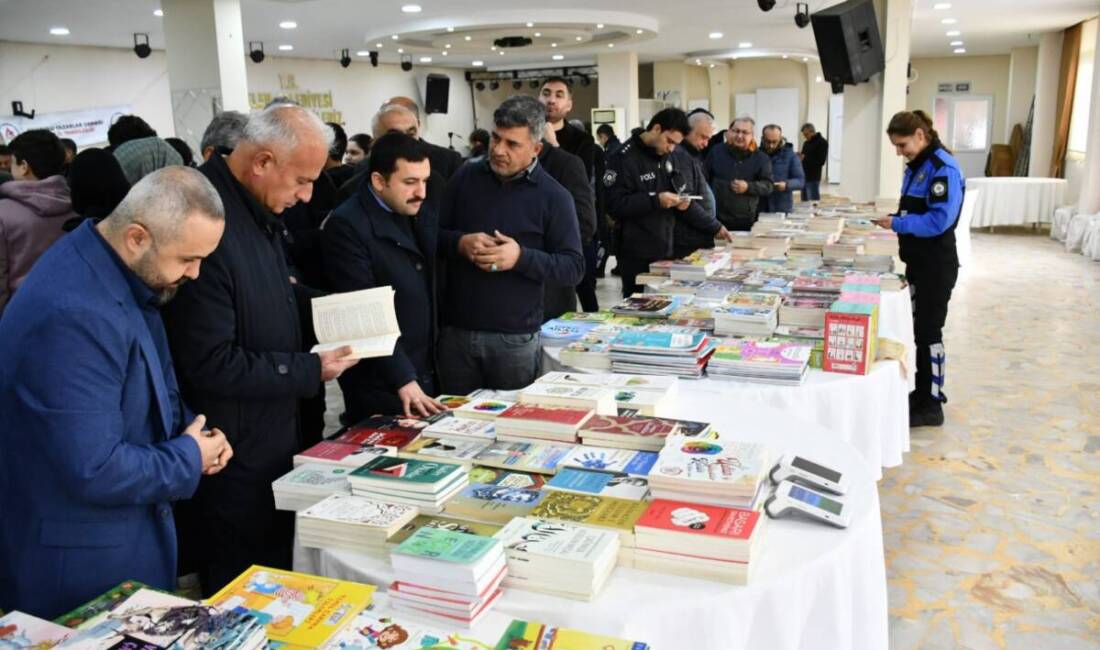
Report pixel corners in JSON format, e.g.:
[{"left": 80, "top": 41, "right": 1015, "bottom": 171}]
[
  {"left": 604, "top": 132, "right": 721, "bottom": 297},
  {"left": 892, "top": 140, "right": 965, "bottom": 422}
]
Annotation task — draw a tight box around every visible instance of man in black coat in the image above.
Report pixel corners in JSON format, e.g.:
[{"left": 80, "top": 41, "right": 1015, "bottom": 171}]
[
  {"left": 800, "top": 123, "right": 829, "bottom": 201},
  {"left": 705, "top": 116, "right": 773, "bottom": 231},
  {"left": 321, "top": 133, "right": 445, "bottom": 421},
  {"left": 385, "top": 96, "right": 464, "bottom": 181},
  {"left": 162, "top": 105, "right": 359, "bottom": 595},
  {"left": 538, "top": 142, "right": 595, "bottom": 320}
]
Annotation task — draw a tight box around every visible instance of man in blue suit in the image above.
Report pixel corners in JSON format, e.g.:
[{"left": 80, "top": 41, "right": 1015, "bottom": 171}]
[{"left": 0, "top": 166, "right": 233, "bottom": 618}]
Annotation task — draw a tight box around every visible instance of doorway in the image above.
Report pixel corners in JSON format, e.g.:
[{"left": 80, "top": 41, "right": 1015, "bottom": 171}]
[{"left": 933, "top": 94, "right": 994, "bottom": 179}]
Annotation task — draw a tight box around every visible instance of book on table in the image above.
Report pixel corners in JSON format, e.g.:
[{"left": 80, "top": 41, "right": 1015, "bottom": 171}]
[
  {"left": 493, "top": 403, "right": 595, "bottom": 444},
  {"left": 516, "top": 382, "right": 616, "bottom": 415},
  {"left": 453, "top": 398, "right": 515, "bottom": 421},
  {"left": 293, "top": 439, "right": 394, "bottom": 468},
  {"left": 55, "top": 580, "right": 150, "bottom": 629},
  {"left": 558, "top": 333, "right": 616, "bottom": 371},
  {"left": 579, "top": 412, "right": 710, "bottom": 451},
  {"left": 334, "top": 415, "right": 429, "bottom": 450},
  {"left": 609, "top": 293, "right": 685, "bottom": 318},
  {"left": 467, "top": 465, "right": 548, "bottom": 489},
  {"left": 421, "top": 412, "right": 496, "bottom": 440},
  {"left": 272, "top": 463, "right": 353, "bottom": 512},
  {"left": 348, "top": 457, "right": 470, "bottom": 514},
  {"left": 648, "top": 434, "right": 771, "bottom": 510},
  {"left": 539, "top": 318, "right": 601, "bottom": 347},
  {"left": 493, "top": 619, "right": 651, "bottom": 650},
  {"left": 0, "top": 610, "right": 73, "bottom": 648},
  {"left": 471, "top": 440, "right": 575, "bottom": 474},
  {"left": 387, "top": 514, "right": 504, "bottom": 548},
  {"left": 545, "top": 467, "right": 650, "bottom": 501},
  {"left": 443, "top": 483, "right": 548, "bottom": 525},
  {"left": 297, "top": 493, "right": 419, "bottom": 554},
  {"left": 706, "top": 339, "right": 812, "bottom": 386},
  {"left": 309, "top": 286, "right": 401, "bottom": 359},
  {"left": 493, "top": 517, "right": 620, "bottom": 601},
  {"left": 321, "top": 602, "right": 499, "bottom": 649},
  {"left": 398, "top": 436, "right": 493, "bottom": 466},
  {"left": 558, "top": 445, "right": 658, "bottom": 476},
  {"left": 529, "top": 490, "right": 649, "bottom": 555}
]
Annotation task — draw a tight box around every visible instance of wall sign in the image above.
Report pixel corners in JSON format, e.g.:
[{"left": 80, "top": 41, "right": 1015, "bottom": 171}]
[{"left": 0, "top": 104, "right": 132, "bottom": 146}]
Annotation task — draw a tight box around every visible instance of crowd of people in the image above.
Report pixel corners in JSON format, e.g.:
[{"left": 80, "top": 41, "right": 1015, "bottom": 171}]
[{"left": 0, "top": 86, "right": 836, "bottom": 619}]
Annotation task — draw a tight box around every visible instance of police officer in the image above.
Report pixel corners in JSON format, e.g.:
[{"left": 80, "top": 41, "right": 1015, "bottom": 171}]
[
  {"left": 604, "top": 108, "right": 730, "bottom": 297},
  {"left": 874, "top": 110, "right": 965, "bottom": 427}
]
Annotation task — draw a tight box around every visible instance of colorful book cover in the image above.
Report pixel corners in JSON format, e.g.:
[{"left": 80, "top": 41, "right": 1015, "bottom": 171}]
[
  {"left": 635, "top": 499, "right": 762, "bottom": 541},
  {"left": 300, "top": 494, "right": 419, "bottom": 529},
  {"left": 652, "top": 436, "right": 768, "bottom": 491},
  {"left": 392, "top": 527, "right": 501, "bottom": 565},
  {"left": 275, "top": 464, "right": 353, "bottom": 490},
  {"left": 455, "top": 399, "right": 515, "bottom": 419},
  {"left": 559, "top": 446, "right": 657, "bottom": 476},
  {"left": 494, "top": 517, "right": 618, "bottom": 564},
  {"left": 335, "top": 416, "right": 428, "bottom": 449},
  {"left": 401, "top": 436, "right": 492, "bottom": 462},
  {"left": 822, "top": 307, "right": 878, "bottom": 375},
  {"left": 205, "top": 566, "right": 374, "bottom": 649},
  {"left": 472, "top": 441, "right": 572, "bottom": 474},
  {"left": 559, "top": 311, "right": 613, "bottom": 323},
  {"left": 444, "top": 483, "right": 547, "bottom": 523},
  {"left": 493, "top": 619, "right": 650, "bottom": 650},
  {"left": 423, "top": 416, "right": 496, "bottom": 440},
  {"left": 0, "top": 611, "right": 73, "bottom": 647},
  {"left": 295, "top": 441, "right": 392, "bottom": 467},
  {"left": 326, "top": 604, "right": 496, "bottom": 649},
  {"left": 530, "top": 492, "right": 649, "bottom": 535},
  {"left": 545, "top": 468, "right": 649, "bottom": 501},
  {"left": 610, "top": 330, "right": 706, "bottom": 352},
  {"left": 610, "top": 295, "right": 677, "bottom": 315},
  {"left": 580, "top": 415, "right": 678, "bottom": 439},
  {"left": 436, "top": 395, "right": 474, "bottom": 410},
  {"left": 55, "top": 580, "right": 150, "bottom": 628},
  {"left": 351, "top": 456, "right": 465, "bottom": 487},
  {"left": 466, "top": 466, "right": 547, "bottom": 489},
  {"left": 710, "top": 340, "right": 812, "bottom": 366},
  {"left": 539, "top": 319, "right": 599, "bottom": 343},
  {"left": 497, "top": 403, "right": 594, "bottom": 427},
  {"left": 388, "top": 515, "right": 503, "bottom": 547}
]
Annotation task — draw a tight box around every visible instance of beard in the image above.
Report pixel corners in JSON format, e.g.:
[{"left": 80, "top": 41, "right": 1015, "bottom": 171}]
[{"left": 133, "top": 249, "right": 187, "bottom": 305}]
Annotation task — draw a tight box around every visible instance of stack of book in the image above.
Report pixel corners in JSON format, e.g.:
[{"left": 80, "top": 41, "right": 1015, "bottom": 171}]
[
  {"left": 293, "top": 438, "right": 393, "bottom": 468},
  {"left": 0, "top": 611, "right": 73, "bottom": 648},
  {"left": 297, "top": 493, "right": 419, "bottom": 554},
  {"left": 293, "top": 415, "right": 426, "bottom": 467},
  {"left": 516, "top": 382, "right": 616, "bottom": 415},
  {"left": 539, "top": 318, "right": 601, "bottom": 347},
  {"left": 530, "top": 491, "right": 649, "bottom": 566},
  {"left": 706, "top": 339, "right": 812, "bottom": 385},
  {"left": 609, "top": 329, "right": 715, "bottom": 379},
  {"left": 454, "top": 397, "right": 515, "bottom": 421},
  {"left": 443, "top": 482, "right": 548, "bottom": 524},
  {"left": 389, "top": 527, "right": 507, "bottom": 628},
  {"left": 712, "top": 304, "right": 779, "bottom": 337},
  {"left": 387, "top": 514, "right": 503, "bottom": 550},
  {"left": 206, "top": 566, "right": 375, "bottom": 649},
  {"left": 778, "top": 296, "right": 833, "bottom": 328},
  {"left": 397, "top": 435, "right": 493, "bottom": 465},
  {"left": 531, "top": 371, "right": 678, "bottom": 417},
  {"left": 471, "top": 439, "right": 575, "bottom": 474},
  {"left": 494, "top": 403, "right": 595, "bottom": 444},
  {"left": 610, "top": 293, "right": 686, "bottom": 318},
  {"left": 558, "top": 327, "right": 619, "bottom": 370},
  {"left": 667, "top": 303, "right": 717, "bottom": 330},
  {"left": 348, "top": 457, "right": 469, "bottom": 514},
  {"left": 669, "top": 248, "right": 731, "bottom": 281},
  {"left": 272, "top": 463, "right": 353, "bottom": 512},
  {"left": 421, "top": 411, "right": 497, "bottom": 440},
  {"left": 545, "top": 467, "right": 650, "bottom": 501},
  {"left": 323, "top": 603, "right": 498, "bottom": 650},
  {"left": 789, "top": 231, "right": 839, "bottom": 255},
  {"left": 559, "top": 445, "right": 657, "bottom": 476},
  {"left": 823, "top": 274, "right": 882, "bottom": 376},
  {"left": 648, "top": 434, "right": 770, "bottom": 510},
  {"left": 494, "top": 619, "right": 651, "bottom": 650},
  {"left": 579, "top": 412, "right": 710, "bottom": 451},
  {"left": 634, "top": 499, "right": 767, "bottom": 585},
  {"left": 494, "top": 516, "right": 620, "bottom": 600}
]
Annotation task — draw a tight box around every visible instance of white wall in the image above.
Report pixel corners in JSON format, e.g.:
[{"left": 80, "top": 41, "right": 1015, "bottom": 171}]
[
  {"left": 1005, "top": 46, "right": 1039, "bottom": 143},
  {"left": 470, "top": 79, "right": 598, "bottom": 134},
  {"left": 0, "top": 40, "right": 476, "bottom": 153},
  {"left": 907, "top": 55, "right": 1013, "bottom": 146}
]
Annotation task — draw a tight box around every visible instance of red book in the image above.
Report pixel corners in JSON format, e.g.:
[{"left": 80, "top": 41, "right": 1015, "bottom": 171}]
[
  {"left": 635, "top": 498, "right": 761, "bottom": 541},
  {"left": 580, "top": 415, "right": 679, "bottom": 438},
  {"left": 496, "top": 404, "right": 593, "bottom": 427},
  {"left": 822, "top": 309, "right": 877, "bottom": 375},
  {"left": 335, "top": 415, "right": 428, "bottom": 449},
  {"left": 293, "top": 440, "right": 391, "bottom": 467}
]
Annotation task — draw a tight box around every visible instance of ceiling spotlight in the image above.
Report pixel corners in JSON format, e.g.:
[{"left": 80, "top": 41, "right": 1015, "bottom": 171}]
[
  {"left": 370, "top": 51, "right": 379, "bottom": 66},
  {"left": 465, "top": 35, "right": 472, "bottom": 41},
  {"left": 499, "top": 50, "right": 505, "bottom": 55},
  {"left": 782, "top": 54, "right": 789, "bottom": 59},
  {"left": 476, "top": 81, "right": 486, "bottom": 91},
  {"left": 758, "top": 0, "right": 776, "bottom": 10},
  {"left": 552, "top": 54, "right": 564, "bottom": 60},
  {"left": 376, "top": 43, "right": 383, "bottom": 47},
  {"left": 401, "top": 54, "right": 413, "bottom": 71},
  {"left": 49, "top": 26, "right": 70, "bottom": 36},
  {"left": 950, "top": 40, "right": 963, "bottom": 46},
  {"left": 802, "top": 56, "right": 809, "bottom": 62},
  {"left": 398, "top": 48, "right": 404, "bottom": 53},
  {"left": 941, "top": 18, "right": 957, "bottom": 24},
  {"left": 575, "top": 36, "right": 583, "bottom": 41},
  {"left": 636, "top": 29, "right": 644, "bottom": 34},
  {"left": 953, "top": 48, "right": 966, "bottom": 54},
  {"left": 339, "top": 48, "right": 351, "bottom": 68},
  {"left": 445, "top": 43, "right": 452, "bottom": 48},
  {"left": 608, "top": 43, "right": 615, "bottom": 47},
  {"left": 490, "top": 81, "right": 500, "bottom": 90},
  {"left": 392, "top": 34, "right": 400, "bottom": 40},
  {"left": 709, "top": 63, "right": 716, "bottom": 68},
  {"left": 512, "top": 80, "right": 522, "bottom": 90},
  {"left": 278, "top": 44, "right": 293, "bottom": 51},
  {"left": 816, "top": 75, "right": 823, "bottom": 83},
  {"left": 739, "top": 42, "right": 752, "bottom": 48},
  {"left": 472, "top": 60, "right": 484, "bottom": 66},
  {"left": 550, "top": 42, "right": 557, "bottom": 48},
  {"left": 946, "top": 30, "right": 961, "bottom": 36},
  {"left": 132, "top": 33, "right": 152, "bottom": 58},
  {"left": 153, "top": 9, "right": 163, "bottom": 17},
  {"left": 249, "top": 41, "right": 265, "bottom": 63},
  {"left": 596, "top": 23, "right": 604, "bottom": 29},
  {"left": 526, "top": 22, "right": 534, "bottom": 27},
  {"left": 279, "top": 21, "right": 297, "bottom": 29},
  {"left": 401, "top": 4, "right": 422, "bottom": 13},
  {"left": 709, "top": 32, "right": 723, "bottom": 39},
  {"left": 420, "top": 56, "right": 432, "bottom": 63},
  {"left": 795, "top": 3, "right": 810, "bottom": 28},
  {"left": 356, "top": 50, "right": 369, "bottom": 56},
  {"left": 442, "top": 51, "right": 448, "bottom": 56},
  {"left": 447, "top": 26, "right": 455, "bottom": 32},
  {"left": 934, "top": 2, "right": 952, "bottom": 8}
]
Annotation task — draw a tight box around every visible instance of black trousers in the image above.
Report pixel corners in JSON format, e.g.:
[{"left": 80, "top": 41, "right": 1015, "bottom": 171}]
[
  {"left": 906, "top": 260, "right": 958, "bottom": 403},
  {"left": 617, "top": 255, "right": 657, "bottom": 298},
  {"left": 576, "top": 240, "right": 600, "bottom": 312}
]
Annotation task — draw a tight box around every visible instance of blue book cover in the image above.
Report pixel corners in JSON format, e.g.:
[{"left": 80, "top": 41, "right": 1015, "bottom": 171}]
[
  {"left": 611, "top": 330, "right": 706, "bottom": 351},
  {"left": 540, "top": 318, "right": 598, "bottom": 343},
  {"left": 546, "top": 468, "right": 649, "bottom": 501}
]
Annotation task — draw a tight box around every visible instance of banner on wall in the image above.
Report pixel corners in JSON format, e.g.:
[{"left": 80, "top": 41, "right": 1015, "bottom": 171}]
[{"left": 0, "top": 104, "right": 133, "bottom": 147}]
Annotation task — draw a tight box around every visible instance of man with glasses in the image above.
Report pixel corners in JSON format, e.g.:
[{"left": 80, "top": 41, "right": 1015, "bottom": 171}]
[
  {"left": 706, "top": 116, "right": 773, "bottom": 231},
  {"left": 759, "top": 124, "right": 805, "bottom": 214}
]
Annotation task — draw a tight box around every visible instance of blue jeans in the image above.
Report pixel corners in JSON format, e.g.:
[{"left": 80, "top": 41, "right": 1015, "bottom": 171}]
[
  {"left": 802, "top": 181, "right": 821, "bottom": 201},
  {"left": 437, "top": 326, "right": 542, "bottom": 395}
]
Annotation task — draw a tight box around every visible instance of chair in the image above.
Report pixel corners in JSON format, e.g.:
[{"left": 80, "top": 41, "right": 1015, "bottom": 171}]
[
  {"left": 1082, "top": 217, "right": 1100, "bottom": 261},
  {"left": 1051, "top": 205, "right": 1077, "bottom": 242},
  {"left": 1066, "top": 212, "right": 1100, "bottom": 254},
  {"left": 955, "top": 189, "right": 978, "bottom": 271}
]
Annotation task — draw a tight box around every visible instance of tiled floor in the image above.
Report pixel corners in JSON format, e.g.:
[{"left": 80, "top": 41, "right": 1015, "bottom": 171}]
[{"left": 323, "top": 230, "right": 1100, "bottom": 649}]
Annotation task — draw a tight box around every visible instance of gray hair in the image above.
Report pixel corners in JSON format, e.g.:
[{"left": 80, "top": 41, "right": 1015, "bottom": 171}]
[
  {"left": 493, "top": 95, "right": 545, "bottom": 144},
  {"left": 200, "top": 111, "right": 248, "bottom": 154},
  {"left": 371, "top": 103, "right": 418, "bottom": 138},
  {"left": 241, "top": 104, "right": 334, "bottom": 151},
  {"left": 731, "top": 115, "right": 756, "bottom": 130},
  {"left": 104, "top": 166, "right": 224, "bottom": 244},
  {"left": 762, "top": 123, "right": 782, "bottom": 136},
  {"left": 688, "top": 111, "right": 716, "bottom": 134},
  {"left": 264, "top": 96, "right": 299, "bottom": 108}
]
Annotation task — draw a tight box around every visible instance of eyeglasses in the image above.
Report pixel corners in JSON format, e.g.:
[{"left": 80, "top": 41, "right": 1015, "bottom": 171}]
[{"left": 730, "top": 129, "right": 753, "bottom": 135}]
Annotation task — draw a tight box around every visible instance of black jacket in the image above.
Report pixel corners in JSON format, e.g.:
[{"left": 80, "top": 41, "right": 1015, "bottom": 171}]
[
  {"left": 282, "top": 170, "right": 337, "bottom": 291},
  {"left": 538, "top": 142, "right": 595, "bottom": 319},
  {"left": 801, "top": 133, "right": 829, "bottom": 182},
  {"left": 671, "top": 148, "right": 721, "bottom": 258},
  {"left": 424, "top": 140, "right": 464, "bottom": 181},
  {"left": 555, "top": 121, "right": 597, "bottom": 182},
  {"left": 604, "top": 133, "right": 720, "bottom": 261},
  {"left": 322, "top": 188, "right": 438, "bottom": 422},
  {"left": 163, "top": 154, "right": 322, "bottom": 486},
  {"left": 705, "top": 145, "right": 773, "bottom": 231},
  {"left": 336, "top": 156, "right": 447, "bottom": 216}
]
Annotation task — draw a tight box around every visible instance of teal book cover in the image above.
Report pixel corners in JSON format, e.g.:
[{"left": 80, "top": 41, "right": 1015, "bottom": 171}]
[
  {"left": 351, "top": 456, "right": 461, "bottom": 484},
  {"left": 392, "top": 526, "right": 499, "bottom": 564}
]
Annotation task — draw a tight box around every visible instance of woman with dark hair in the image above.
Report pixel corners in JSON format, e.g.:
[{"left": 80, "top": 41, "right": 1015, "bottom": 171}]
[
  {"left": 65, "top": 148, "right": 131, "bottom": 229},
  {"left": 345, "top": 133, "right": 372, "bottom": 165},
  {"left": 873, "top": 109, "right": 965, "bottom": 428},
  {"left": 165, "top": 137, "right": 196, "bottom": 167}
]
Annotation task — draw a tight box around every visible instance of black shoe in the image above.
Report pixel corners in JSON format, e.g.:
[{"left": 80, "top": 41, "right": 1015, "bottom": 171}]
[{"left": 909, "top": 400, "right": 944, "bottom": 427}]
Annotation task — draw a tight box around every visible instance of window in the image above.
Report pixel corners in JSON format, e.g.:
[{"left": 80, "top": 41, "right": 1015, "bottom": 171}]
[
  {"left": 933, "top": 95, "right": 993, "bottom": 153},
  {"left": 1067, "top": 18, "right": 1097, "bottom": 155}
]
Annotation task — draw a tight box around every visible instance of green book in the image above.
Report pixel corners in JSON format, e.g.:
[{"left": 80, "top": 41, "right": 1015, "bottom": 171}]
[
  {"left": 348, "top": 456, "right": 465, "bottom": 494},
  {"left": 393, "top": 526, "right": 499, "bottom": 564},
  {"left": 387, "top": 514, "right": 503, "bottom": 548},
  {"left": 390, "top": 526, "right": 505, "bottom": 585},
  {"left": 54, "top": 580, "right": 152, "bottom": 628}
]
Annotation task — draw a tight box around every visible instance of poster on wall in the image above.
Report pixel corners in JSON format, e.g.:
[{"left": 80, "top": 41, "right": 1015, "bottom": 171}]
[{"left": 0, "top": 105, "right": 132, "bottom": 147}]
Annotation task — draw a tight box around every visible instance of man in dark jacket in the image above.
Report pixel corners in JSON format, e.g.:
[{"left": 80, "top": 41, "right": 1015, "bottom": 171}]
[
  {"left": 321, "top": 133, "right": 445, "bottom": 422},
  {"left": 538, "top": 141, "right": 595, "bottom": 320},
  {"left": 162, "top": 105, "right": 359, "bottom": 595},
  {"left": 759, "top": 125, "right": 805, "bottom": 214},
  {"left": 605, "top": 109, "right": 730, "bottom": 297},
  {"left": 800, "top": 123, "right": 829, "bottom": 201},
  {"left": 706, "top": 116, "right": 773, "bottom": 231},
  {"left": 437, "top": 96, "right": 584, "bottom": 395},
  {"left": 386, "top": 96, "right": 464, "bottom": 181}
]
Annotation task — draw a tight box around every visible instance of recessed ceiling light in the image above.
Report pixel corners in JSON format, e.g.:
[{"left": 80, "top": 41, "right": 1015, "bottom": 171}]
[
  {"left": 709, "top": 32, "right": 723, "bottom": 39},
  {"left": 816, "top": 75, "right": 824, "bottom": 82},
  {"left": 950, "top": 40, "right": 963, "bottom": 46},
  {"left": 596, "top": 23, "right": 604, "bottom": 29},
  {"left": 953, "top": 48, "right": 966, "bottom": 54},
  {"left": 375, "top": 43, "right": 383, "bottom": 47},
  {"left": 551, "top": 42, "right": 557, "bottom": 47},
  {"left": 802, "top": 56, "right": 809, "bottom": 62},
  {"left": 153, "top": 9, "right": 163, "bottom": 17},
  {"left": 526, "top": 22, "right": 534, "bottom": 27},
  {"left": 575, "top": 36, "right": 583, "bottom": 41},
  {"left": 472, "top": 60, "right": 484, "bottom": 66},
  {"left": 534, "top": 32, "right": 541, "bottom": 37},
  {"left": 782, "top": 54, "right": 789, "bottom": 59},
  {"left": 946, "top": 30, "right": 961, "bottom": 36},
  {"left": 391, "top": 34, "right": 399, "bottom": 40},
  {"left": 49, "top": 26, "right": 70, "bottom": 36},
  {"left": 420, "top": 56, "right": 432, "bottom": 62},
  {"left": 695, "top": 58, "right": 702, "bottom": 64},
  {"left": 402, "top": 5, "right": 422, "bottom": 13},
  {"left": 608, "top": 43, "right": 615, "bottom": 48},
  {"left": 278, "top": 44, "right": 293, "bottom": 51},
  {"left": 465, "top": 35, "right": 472, "bottom": 41},
  {"left": 498, "top": 50, "right": 505, "bottom": 55},
  {"left": 636, "top": 29, "right": 644, "bottom": 34},
  {"left": 397, "top": 48, "right": 404, "bottom": 53},
  {"left": 491, "top": 45, "right": 497, "bottom": 50},
  {"left": 442, "top": 51, "right": 448, "bottom": 56},
  {"left": 356, "top": 50, "right": 369, "bottom": 56},
  {"left": 739, "top": 42, "right": 752, "bottom": 48},
  {"left": 279, "top": 21, "right": 297, "bottom": 29},
  {"left": 709, "top": 63, "right": 715, "bottom": 68},
  {"left": 933, "top": 2, "right": 952, "bottom": 8},
  {"left": 446, "top": 26, "right": 455, "bottom": 32},
  {"left": 941, "top": 18, "right": 957, "bottom": 24},
  {"left": 445, "top": 43, "right": 451, "bottom": 48},
  {"left": 552, "top": 54, "right": 564, "bottom": 60}
]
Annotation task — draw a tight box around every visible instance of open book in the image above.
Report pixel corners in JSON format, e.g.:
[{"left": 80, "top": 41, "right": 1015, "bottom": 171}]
[{"left": 309, "top": 287, "right": 401, "bottom": 359}]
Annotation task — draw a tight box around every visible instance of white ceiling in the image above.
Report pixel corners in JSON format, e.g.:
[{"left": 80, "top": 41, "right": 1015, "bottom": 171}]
[{"left": 0, "top": 0, "right": 1096, "bottom": 69}]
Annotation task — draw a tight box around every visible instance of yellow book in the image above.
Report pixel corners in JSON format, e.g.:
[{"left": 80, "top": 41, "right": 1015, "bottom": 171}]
[
  {"left": 529, "top": 491, "right": 648, "bottom": 548},
  {"left": 494, "top": 619, "right": 651, "bottom": 649},
  {"left": 205, "top": 565, "right": 375, "bottom": 649}
]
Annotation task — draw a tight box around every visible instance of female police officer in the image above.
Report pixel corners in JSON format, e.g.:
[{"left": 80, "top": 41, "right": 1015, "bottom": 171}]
[{"left": 873, "top": 110, "right": 964, "bottom": 428}]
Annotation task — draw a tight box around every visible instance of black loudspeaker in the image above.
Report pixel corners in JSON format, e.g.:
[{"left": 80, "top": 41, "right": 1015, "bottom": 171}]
[
  {"left": 811, "top": 0, "right": 884, "bottom": 92},
  {"left": 424, "top": 74, "right": 450, "bottom": 114}
]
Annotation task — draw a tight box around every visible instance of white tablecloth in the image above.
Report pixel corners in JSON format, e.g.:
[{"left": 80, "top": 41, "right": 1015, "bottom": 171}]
[
  {"left": 295, "top": 402, "right": 888, "bottom": 650},
  {"left": 967, "top": 177, "right": 1066, "bottom": 228},
  {"left": 543, "top": 288, "right": 915, "bottom": 480}
]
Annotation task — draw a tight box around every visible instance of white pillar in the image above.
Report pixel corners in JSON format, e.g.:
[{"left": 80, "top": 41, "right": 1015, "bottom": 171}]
[
  {"left": 653, "top": 61, "right": 688, "bottom": 110},
  {"left": 162, "top": 0, "right": 250, "bottom": 150},
  {"left": 838, "top": 81, "right": 882, "bottom": 202},
  {"left": 805, "top": 60, "right": 829, "bottom": 141},
  {"left": 1030, "top": 31, "right": 1064, "bottom": 178},
  {"left": 1004, "top": 46, "right": 1039, "bottom": 144},
  {"left": 1077, "top": 24, "right": 1100, "bottom": 214},
  {"left": 598, "top": 51, "right": 640, "bottom": 130},
  {"left": 875, "top": 0, "right": 912, "bottom": 205},
  {"left": 708, "top": 64, "right": 730, "bottom": 129}
]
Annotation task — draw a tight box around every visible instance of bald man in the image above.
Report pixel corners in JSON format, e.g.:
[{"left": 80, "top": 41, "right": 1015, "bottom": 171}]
[
  {"left": 162, "top": 105, "right": 358, "bottom": 595},
  {"left": 384, "top": 95, "right": 463, "bottom": 180}
]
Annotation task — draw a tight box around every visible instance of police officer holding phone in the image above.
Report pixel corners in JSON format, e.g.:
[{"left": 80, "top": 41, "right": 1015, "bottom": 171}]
[{"left": 874, "top": 110, "right": 965, "bottom": 428}]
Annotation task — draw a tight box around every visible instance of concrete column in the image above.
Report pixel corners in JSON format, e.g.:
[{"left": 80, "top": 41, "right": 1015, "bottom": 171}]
[
  {"left": 804, "top": 59, "right": 829, "bottom": 155},
  {"left": 874, "top": 0, "right": 912, "bottom": 205},
  {"left": 1077, "top": 24, "right": 1100, "bottom": 214},
  {"left": 653, "top": 61, "right": 688, "bottom": 110},
  {"left": 1030, "top": 31, "right": 1064, "bottom": 178},
  {"left": 707, "top": 64, "right": 730, "bottom": 129},
  {"left": 598, "top": 51, "right": 640, "bottom": 130},
  {"left": 1004, "top": 46, "right": 1039, "bottom": 144},
  {"left": 162, "top": 0, "right": 250, "bottom": 150}
]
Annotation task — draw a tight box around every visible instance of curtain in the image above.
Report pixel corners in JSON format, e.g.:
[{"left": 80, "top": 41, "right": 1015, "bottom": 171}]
[
  {"left": 1078, "top": 22, "right": 1100, "bottom": 214},
  {"left": 1050, "top": 23, "right": 1082, "bottom": 178}
]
